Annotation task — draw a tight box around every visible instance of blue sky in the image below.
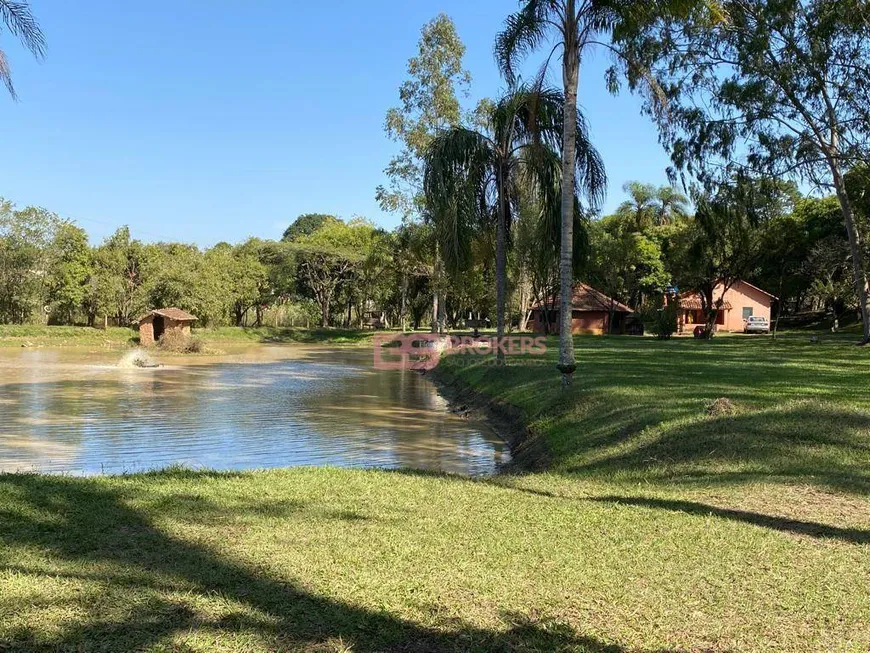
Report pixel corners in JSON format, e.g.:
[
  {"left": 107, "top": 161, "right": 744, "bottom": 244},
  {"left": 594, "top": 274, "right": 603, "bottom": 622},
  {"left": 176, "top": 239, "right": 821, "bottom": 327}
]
[{"left": 0, "top": 1, "right": 674, "bottom": 246}]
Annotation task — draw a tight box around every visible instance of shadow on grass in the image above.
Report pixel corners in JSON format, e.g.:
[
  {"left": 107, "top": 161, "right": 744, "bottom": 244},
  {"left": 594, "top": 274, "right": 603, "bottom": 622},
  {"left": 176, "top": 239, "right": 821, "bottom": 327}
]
[
  {"left": 568, "top": 403, "right": 870, "bottom": 496},
  {"left": 588, "top": 496, "right": 870, "bottom": 545},
  {"left": 0, "top": 473, "right": 681, "bottom": 653},
  {"left": 387, "top": 469, "right": 870, "bottom": 546}
]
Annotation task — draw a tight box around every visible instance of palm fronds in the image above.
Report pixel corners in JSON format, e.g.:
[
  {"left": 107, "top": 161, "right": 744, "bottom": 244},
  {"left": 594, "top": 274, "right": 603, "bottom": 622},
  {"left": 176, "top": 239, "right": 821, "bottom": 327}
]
[
  {"left": 0, "top": 0, "right": 45, "bottom": 99},
  {"left": 494, "top": 0, "right": 555, "bottom": 86}
]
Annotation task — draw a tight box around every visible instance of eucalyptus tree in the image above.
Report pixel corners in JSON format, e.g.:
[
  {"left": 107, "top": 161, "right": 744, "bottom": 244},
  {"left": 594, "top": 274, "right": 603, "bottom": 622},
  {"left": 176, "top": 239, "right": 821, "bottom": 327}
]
[
  {"left": 0, "top": 0, "right": 45, "bottom": 99},
  {"left": 378, "top": 14, "right": 473, "bottom": 332},
  {"left": 424, "top": 85, "right": 604, "bottom": 362},
  {"left": 618, "top": 0, "right": 870, "bottom": 342}
]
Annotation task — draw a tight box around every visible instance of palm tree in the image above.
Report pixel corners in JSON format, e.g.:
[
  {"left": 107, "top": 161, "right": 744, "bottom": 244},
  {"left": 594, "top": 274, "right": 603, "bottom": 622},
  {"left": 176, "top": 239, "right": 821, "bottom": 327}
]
[
  {"left": 0, "top": 1, "right": 45, "bottom": 99},
  {"left": 655, "top": 185, "right": 689, "bottom": 225},
  {"left": 495, "top": 0, "right": 619, "bottom": 387},
  {"left": 616, "top": 181, "right": 657, "bottom": 231},
  {"left": 616, "top": 182, "right": 689, "bottom": 230},
  {"left": 495, "top": 0, "right": 702, "bottom": 386},
  {"left": 424, "top": 85, "right": 604, "bottom": 363}
]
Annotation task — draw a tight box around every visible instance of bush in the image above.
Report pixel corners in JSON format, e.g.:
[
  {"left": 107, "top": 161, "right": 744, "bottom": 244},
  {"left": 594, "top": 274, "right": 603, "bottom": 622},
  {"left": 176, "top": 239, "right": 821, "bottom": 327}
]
[
  {"left": 158, "top": 329, "right": 205, "bottom": 353},
  {"left": 639, "top": 297, "right": 680, "bottom": 339}
]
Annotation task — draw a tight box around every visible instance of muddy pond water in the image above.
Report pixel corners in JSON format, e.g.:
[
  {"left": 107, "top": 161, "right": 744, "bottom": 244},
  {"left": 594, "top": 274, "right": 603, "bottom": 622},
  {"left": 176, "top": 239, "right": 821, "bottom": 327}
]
[{"left": 0, "top": 346, "right": 510, "bottom": 476}]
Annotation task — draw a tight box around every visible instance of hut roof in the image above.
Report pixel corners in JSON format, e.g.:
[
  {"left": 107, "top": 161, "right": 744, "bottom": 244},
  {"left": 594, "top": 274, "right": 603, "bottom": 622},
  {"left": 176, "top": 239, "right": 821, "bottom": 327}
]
[
  {"left": 137, "top": 308, "right": 198, "bottom": 323},
  {"left": 531, "top": 283, "right": 634, "bottom": 313}
]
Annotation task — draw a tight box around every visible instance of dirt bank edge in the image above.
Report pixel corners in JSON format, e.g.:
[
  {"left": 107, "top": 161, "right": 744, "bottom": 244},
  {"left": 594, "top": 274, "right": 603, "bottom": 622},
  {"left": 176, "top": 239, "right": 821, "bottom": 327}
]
[{"left": 428, "top": 365, "right": 551, "bottom": 473}]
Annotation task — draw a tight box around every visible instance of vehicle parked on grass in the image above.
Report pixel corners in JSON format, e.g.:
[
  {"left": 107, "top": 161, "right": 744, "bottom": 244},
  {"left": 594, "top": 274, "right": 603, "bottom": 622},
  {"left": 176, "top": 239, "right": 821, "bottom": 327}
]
[{"left": 743, "top": 316, "right": 770, "bottom": 334}]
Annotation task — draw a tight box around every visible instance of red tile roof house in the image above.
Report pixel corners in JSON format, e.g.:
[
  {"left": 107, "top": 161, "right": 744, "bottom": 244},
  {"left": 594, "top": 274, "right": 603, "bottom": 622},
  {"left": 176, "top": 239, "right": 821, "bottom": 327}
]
[
  {"left": 675, "top": 280, "right": 777, "bottom": 334},
  {"left": 529, "top": 283, "right": 635, "bottom": 335},
  {"left": 137, "top": 308, "right": 198, "bottom": 346}
]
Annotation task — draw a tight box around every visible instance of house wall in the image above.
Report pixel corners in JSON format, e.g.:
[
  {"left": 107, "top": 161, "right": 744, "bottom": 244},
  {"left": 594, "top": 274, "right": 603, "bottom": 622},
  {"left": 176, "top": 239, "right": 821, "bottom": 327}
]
[
  {"left": 720, "top": 281, "right": 774, "bottom": 331},
  {"left": 531, "top": 310, "right": 611, "bottom": 335},
  {"left": 139, "top": 317, "right": 155, "bottom": 346},
  {"left": 164, "top": 318, "right": 192, "bottom": 335},
  {"left": 138, "top": 316, "right": 192, "bottom": 346}
]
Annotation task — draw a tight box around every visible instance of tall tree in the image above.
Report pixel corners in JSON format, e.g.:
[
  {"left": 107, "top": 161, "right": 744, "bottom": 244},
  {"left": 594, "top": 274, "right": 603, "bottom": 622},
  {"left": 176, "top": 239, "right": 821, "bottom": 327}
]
[
  {"left": 655, "top": 185, "right": 690, "bottom": 226},
  {"left": 45, "top": 223, "right": 91, "bottom": 324},
  {"left": 0, "top": 201, "right": 62, "bottom": 323},
  {"left": 378, "top": 14, "right": 473, "bottom": 333},
  {"left": 671, "top": 181, "right": 764, "bottom": 337},
  {"left": 87, "top": 227, "right": 147, "bottom": 326},
  {"left": 0, "top": 0, "right": 45, "bottom": 99},
  {"left": 424, "top": 85, "right": 603, "bottom": 362},
  {"left": 291, "top": 218, "right": 378, "bottom": 327},
  {"left": 496, "top": 1, "right": 718, "bottom": 383},
  {"left": 588, "top": 216, "right": 669, "bottom": 312},
  {"left": 377, "top": 14, "right": 471, "bottom": 218},
  {"left": 619, "top": 0, "right": 870, "bottom": 342},
  {"left": 614, "top": 181, "right": 689, "bottom": 230}
]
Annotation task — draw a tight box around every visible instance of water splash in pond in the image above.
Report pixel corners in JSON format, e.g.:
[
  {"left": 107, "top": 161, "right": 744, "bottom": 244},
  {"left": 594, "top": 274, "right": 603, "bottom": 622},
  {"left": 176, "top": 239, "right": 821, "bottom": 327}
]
[
  {"left": 0, "top": 346, "right": 509, "bottom": 476},
  {"left": 117, "top": 349, "right": 159, "bottom": 369}
]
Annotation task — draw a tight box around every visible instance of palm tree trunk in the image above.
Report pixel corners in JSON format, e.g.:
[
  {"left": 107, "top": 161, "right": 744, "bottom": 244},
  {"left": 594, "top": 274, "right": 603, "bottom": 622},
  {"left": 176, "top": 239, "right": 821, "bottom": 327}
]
[
  {"left": 431, "top": 245, "right": 440, "bottom": 334},
  {"left": 558, "top": 23, "right": 579, "bottom": 387},
  {"left": 495, "top": 165, "right": 507, "bottom": 364}
]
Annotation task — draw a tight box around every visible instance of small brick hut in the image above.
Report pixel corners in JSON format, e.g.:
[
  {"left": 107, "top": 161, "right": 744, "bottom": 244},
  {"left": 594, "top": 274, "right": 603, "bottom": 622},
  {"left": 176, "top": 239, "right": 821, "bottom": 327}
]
[{"left": 137, "top": 308, "right": 198, "bottom": 346}]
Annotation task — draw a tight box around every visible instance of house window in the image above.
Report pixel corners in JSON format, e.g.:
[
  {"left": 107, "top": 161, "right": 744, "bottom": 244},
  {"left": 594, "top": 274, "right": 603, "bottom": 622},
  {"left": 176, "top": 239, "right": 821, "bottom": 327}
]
[{"left": 742, "top": 307, "right": 753, "bottom": 320}]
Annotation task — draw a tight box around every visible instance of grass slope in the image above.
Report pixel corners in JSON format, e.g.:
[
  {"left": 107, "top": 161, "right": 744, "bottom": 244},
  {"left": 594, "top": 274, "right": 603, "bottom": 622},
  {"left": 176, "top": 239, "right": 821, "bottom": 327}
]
[
  {"left": 0, "top": 325, "right": 136, "bottom": 348},
  {"left": 1, "top": 335, "right": 869, "bottom": 651},
  {"left": 0, "top": 325, "right": 378, "bottom": 349}
]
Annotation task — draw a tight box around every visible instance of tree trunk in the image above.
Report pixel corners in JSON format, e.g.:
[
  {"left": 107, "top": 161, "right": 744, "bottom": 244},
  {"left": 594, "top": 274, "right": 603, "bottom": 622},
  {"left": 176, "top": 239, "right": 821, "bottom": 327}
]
[
  {"left": 558, "top": 24, "right": 579, "bottom": 387},
  {"left": 495, "top": 165, "right": 508, "bottom": 363},
  {"left": 518, "top": 282, "right": 530, "bottom": 332},
  {"left": 320, "top": 295, "right": 330, "bottom": 328},
  {"left": 431, "top": 244, "right": 441, "bottom": 334},
  {"left": 431, "top": 289, "right": 439, "bottom": 333},
  {"left": 772, "top": 270, "right": 784, "bottom": 339},
  {"left": 702, "top": 285, "right": 717, "bottom": 339},
  {"left": 830, "top": 163, "right": 870, "bottom": 344},
  {"left": 400, "top": 272, "right": 408, "bottom": 331}
]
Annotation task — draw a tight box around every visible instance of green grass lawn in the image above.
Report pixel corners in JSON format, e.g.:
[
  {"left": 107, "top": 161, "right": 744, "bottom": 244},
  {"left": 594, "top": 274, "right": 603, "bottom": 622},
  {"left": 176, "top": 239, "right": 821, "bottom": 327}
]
[
  {"left": 0, "top": 325, "right": 137, "bottom": 348},
  {"left": 195, "top": 326, "right": 379, "bottom": 346},
  {"left": 0, "top": 324, "right": 379, "bottom": 349},
  {"left": 1, "top": 335, "right": 869, "bottom": 651}
]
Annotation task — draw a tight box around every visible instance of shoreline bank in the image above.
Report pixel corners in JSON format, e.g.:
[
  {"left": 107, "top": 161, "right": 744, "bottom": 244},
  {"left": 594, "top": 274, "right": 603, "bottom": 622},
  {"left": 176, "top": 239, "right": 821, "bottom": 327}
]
[{"left": 429, "top": 365, "right": 550, "bottom": 473}]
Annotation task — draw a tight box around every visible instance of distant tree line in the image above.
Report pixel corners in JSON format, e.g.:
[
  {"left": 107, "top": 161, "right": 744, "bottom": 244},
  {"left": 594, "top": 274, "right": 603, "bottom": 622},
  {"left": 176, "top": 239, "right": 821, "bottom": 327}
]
[
  {"left": 0, "top": 204, "right": 479, "bottom": 330},
  {"left": 2, "top": 173, "right": 866, "bottom": 334}
]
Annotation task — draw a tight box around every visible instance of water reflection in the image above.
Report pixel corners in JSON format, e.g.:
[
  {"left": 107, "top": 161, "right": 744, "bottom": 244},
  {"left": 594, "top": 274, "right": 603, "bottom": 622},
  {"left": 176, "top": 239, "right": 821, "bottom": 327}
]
[{"left": 0, "top": 348, "right": 509, "bottom": 475}]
